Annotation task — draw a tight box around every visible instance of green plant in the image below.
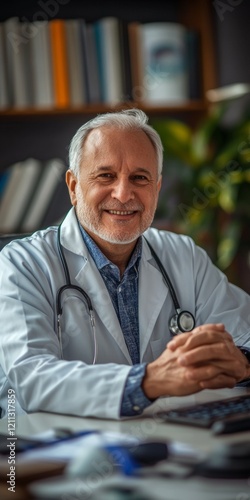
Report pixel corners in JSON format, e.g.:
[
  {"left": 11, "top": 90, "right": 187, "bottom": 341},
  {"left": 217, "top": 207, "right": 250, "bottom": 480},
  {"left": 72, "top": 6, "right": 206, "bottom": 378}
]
[{"left": 151, "top": 104, "right": 250, "bottom": 287}]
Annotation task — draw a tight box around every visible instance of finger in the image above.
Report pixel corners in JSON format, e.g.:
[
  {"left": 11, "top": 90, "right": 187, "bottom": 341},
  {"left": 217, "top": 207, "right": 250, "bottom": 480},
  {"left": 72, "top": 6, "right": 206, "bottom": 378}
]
[
  {"left": 168, "top": 323, "right": 226, "bottom": 351},
  {"left": 177, "top": 329, "right": 234, "bottom": 355},
  {"left": 184, "top": 362, "right": 232, "bottom": 381},
  {"left": 167, "top": 332, "right": 193, "bottom": 350},
  {"left": 200, "top": 375, "right": 237, "bottom": 390},
  {"left": 192, "top": 323, "right": 225, "bottom": 335},
  {"left": 184, "top": 344, "right": 247, "bottom": 378},
  {"left": 178, "top": 338, "right": 235, "bottom": 366}
]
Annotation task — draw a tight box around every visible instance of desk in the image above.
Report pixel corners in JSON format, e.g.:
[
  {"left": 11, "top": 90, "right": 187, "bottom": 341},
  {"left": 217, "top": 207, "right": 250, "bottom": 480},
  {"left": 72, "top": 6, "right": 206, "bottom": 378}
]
[
  {"left": 1, "top": 387, "right": 250, "bottom": 500},
  {"left": 1, "top": 387, "right": 250, "bottom": 451}
]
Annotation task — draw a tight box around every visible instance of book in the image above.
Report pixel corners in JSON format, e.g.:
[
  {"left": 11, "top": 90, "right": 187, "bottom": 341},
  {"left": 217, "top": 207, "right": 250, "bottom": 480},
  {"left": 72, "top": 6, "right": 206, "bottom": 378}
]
[
  {"left": 0, "top": 170, "right": 10, "bottom": 199},
  {"left": 0, "top": 161, "right": 27, "bottom": 231},
  {"left": 94, "top": 17, "right": 123, "bottom": 104},
  {"left": 0, "top": 158, "right": 42, "bottom": 233},
  {"left": 0, "top": 23, "right": 9, "bottom": 109},
  {"left": 65, "top": 18, "right": 87, "bottom": 106},
  {"left": 3, "top": 17, "right": 33, "bottom": 108},
  {"left": 128, "top": 21, "right": 144, "bottom": 102},
  {"left": 49, "top": 19, "right": 70, "bottom": 108},
  {"left": 20, "top": 158, "right": 66, "bottom": 232},
  {"left": 138, "top": 22, "right": 189, "bottom": 104},
  {"left": 30, "top": 20, "right": 54, "bottom": 108},
  {"left": 119, "top": 20, "right": 133, "bottom": 102},
  {"left": 41, "top": 173, "right": 71, "bottom": 228},
  {"left": 82, "top": 21, "right": 101, "bottom": 104}
]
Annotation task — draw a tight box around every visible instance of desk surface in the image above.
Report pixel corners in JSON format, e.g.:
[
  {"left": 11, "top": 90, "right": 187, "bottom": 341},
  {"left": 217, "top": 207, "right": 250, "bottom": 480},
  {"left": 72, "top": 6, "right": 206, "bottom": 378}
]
[
  {"left": 1, "top": 387, "right": 250, "bottom": 500},
  {"left": 1, "top": 387, "right": 250, "bottom": 452}
]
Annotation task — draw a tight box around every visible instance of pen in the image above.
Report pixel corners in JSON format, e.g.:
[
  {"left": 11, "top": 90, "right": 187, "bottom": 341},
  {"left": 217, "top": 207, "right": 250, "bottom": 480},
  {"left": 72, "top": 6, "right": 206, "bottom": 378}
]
[{"left": 212, "top": 417, "right": 250, "bottom": 435}]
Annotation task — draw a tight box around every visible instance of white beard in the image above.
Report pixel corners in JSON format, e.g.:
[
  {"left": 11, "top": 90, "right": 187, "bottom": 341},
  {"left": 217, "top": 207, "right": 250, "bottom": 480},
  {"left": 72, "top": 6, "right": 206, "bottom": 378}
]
[{"left": 75, "top": 188, "right": 157, "bottom": 244}]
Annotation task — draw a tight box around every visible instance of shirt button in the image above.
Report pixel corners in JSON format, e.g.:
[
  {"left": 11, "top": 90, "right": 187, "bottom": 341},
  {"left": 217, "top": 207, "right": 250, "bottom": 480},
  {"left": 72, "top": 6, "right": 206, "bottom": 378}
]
[
  {"left": 133, "top": 405, "right": 140, "bottom": 412},
  {"left": 118, "top": 286, "right": 122, "bottom": 292}
]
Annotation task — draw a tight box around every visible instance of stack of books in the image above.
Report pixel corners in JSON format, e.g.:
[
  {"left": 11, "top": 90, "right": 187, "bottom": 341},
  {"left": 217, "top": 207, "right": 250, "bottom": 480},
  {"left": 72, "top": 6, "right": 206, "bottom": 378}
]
[{"left": 0, "top": 158, "right": 70, "bottom": 234}]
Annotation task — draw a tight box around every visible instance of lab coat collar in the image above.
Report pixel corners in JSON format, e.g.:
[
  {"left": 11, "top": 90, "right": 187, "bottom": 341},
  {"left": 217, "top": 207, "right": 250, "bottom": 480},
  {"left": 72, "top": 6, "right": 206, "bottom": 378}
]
[{"left": 60, "top": 208, "right": 86, "bottom": 257}]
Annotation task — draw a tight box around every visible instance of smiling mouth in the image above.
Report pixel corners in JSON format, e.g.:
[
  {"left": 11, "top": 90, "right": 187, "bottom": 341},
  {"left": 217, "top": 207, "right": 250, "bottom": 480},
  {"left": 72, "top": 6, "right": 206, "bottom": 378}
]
[{"left": 107, "top": 210, "right": 136, "bottom": 215}]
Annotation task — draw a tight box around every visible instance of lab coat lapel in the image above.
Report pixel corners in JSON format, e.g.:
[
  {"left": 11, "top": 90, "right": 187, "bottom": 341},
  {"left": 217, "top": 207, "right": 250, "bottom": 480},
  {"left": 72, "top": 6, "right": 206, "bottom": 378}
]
[
  {"left": 60, "top": 209, "right": 132, "bottom": 362},
  {"left": 139, "top": 245, "right": 169, "bottom": 360}
]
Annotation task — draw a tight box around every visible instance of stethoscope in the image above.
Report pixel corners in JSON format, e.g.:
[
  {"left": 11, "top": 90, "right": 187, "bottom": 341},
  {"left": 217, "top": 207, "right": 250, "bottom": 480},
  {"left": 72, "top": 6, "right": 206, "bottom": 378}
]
[{"left": 56, "top": 224, "right": 195, "bottom": 362}]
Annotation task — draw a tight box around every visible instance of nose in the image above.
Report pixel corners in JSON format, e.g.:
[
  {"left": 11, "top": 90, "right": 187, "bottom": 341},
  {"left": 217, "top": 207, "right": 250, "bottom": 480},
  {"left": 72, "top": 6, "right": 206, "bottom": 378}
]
[{"left": 111, "top": 177, "right": 135, "bottom": 204}]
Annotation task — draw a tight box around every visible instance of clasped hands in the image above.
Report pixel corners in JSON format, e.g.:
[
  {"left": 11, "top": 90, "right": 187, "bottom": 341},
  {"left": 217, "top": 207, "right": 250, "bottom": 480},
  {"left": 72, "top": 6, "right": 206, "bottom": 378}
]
[{"left": 142, "top": 324, "right": 250, "bottom": 400}]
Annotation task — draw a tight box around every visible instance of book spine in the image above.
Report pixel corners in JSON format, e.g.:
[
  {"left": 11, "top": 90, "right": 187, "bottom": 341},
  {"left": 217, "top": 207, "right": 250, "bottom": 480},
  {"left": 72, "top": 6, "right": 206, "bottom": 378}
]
[
  {"left": 49, "top": 19, "right": 70, "bottom": 108},
  {"left": 3, "top": 17, "right": 32, "bottom": 108},
  {"left": 96, "top": 17, "right": 123, "bottom": 104},
  {"left": 30, "top": 21, "right": 54, "bottom": 108},
  {"left": 65, "top": 19, "right": 87, "bottom": 106},
  {"left": 127, "top": 22, "right": 143, "bottom": 102},
  {"left": 0, "top": 23, "right": 9, "bottom": 109}
]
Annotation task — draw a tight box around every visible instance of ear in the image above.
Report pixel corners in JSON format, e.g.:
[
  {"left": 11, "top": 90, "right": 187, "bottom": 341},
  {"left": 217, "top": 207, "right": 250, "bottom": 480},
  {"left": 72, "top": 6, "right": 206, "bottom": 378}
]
[
  {"left": 157, "top": 175, "right": 162, "bottom": 194},
  {"left": 66, "top": 169, "right": 78, "bottom": 206}
]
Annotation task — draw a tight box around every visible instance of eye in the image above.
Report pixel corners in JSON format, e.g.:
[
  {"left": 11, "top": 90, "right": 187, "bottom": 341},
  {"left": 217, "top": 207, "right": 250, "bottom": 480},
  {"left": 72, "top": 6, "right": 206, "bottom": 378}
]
[
  {"left": 97, "top": 173, "right": 115, "bottom": 181},
  {"left": 99, "top": 173, "right": 114, "bottom": 177},
  {"left": 131, "top": 175, "right": 150, "bottom": 184}
]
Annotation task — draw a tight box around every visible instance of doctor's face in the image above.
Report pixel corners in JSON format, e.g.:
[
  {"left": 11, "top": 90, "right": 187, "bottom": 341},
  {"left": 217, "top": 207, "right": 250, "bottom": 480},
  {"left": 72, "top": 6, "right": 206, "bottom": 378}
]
[{"left": 66, "top": 126, "right": 162, "bottom": 248}]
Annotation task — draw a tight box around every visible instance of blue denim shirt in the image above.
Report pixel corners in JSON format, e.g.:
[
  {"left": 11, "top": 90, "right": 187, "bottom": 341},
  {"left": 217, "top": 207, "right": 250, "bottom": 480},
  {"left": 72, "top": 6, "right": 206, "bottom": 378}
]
[{"left": 80, "top": 226, "right": 153, "bottom": 416}]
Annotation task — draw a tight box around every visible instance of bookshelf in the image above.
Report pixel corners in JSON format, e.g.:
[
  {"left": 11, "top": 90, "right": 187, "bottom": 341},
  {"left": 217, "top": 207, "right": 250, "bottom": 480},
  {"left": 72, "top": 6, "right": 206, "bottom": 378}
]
[
  {"left": 0, "top": 0, "right": 217, "bottom": 116},
  {"left": 0, "top": 0, "right": 217, "bottom": 162},
  {"left": 0, "top": 0, "right": 217, "bottom": 231}
]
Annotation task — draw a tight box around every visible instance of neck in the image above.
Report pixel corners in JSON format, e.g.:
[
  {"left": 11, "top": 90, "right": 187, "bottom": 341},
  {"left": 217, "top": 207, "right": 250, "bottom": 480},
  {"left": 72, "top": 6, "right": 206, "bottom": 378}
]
[{"left": 98, "top": 240, "right": 137, "bottom": 276}]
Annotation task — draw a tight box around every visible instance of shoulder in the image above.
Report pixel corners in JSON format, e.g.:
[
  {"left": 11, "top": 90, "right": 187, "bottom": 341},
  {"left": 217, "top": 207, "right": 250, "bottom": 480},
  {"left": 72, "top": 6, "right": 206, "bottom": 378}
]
[
  {"left": 1, "top": 226, "right": 58, "bottom": 253},
  {"left": 0, "top": 226, "right": 59, "bottom": 273},
  {"left": 143, "top": 226, "right": 203, "bottom": 256},
  {"left": 142, "top": 226, "right": 212, "bottom": 277}
]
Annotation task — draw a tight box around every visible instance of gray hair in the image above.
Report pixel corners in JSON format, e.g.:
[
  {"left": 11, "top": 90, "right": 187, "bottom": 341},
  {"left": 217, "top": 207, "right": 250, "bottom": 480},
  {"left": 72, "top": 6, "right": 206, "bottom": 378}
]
[{"left": 68, "top": 108, "right": 163, "bottom": 178}]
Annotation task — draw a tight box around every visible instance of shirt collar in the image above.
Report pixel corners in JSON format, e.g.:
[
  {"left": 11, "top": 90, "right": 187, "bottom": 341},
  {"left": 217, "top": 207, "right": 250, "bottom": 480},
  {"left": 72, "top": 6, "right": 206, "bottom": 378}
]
[{"left": 79, "top": 224, "right": 142, "bottom": 272}]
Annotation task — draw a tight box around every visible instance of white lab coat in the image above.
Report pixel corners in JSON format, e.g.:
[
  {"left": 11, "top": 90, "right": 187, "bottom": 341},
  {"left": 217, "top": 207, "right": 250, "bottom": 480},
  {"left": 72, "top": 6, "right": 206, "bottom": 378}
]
[{"left": 0, "top": 208, "right": 250, "bottom": 419}]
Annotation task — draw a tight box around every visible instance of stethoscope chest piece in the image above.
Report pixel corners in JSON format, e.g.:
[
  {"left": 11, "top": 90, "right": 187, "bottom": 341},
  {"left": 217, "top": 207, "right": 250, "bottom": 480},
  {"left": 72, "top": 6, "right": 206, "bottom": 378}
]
[{"left": 169, "top": 309, "right": 195, "bottom": 336}]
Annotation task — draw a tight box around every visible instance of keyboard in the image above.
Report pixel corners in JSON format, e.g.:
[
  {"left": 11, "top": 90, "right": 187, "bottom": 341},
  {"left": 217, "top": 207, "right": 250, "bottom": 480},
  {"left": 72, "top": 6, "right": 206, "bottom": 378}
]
[{"left": 158, "top": 394, "right": 250, "bottom": 429}]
